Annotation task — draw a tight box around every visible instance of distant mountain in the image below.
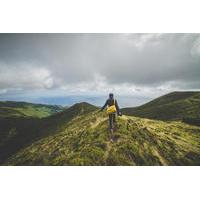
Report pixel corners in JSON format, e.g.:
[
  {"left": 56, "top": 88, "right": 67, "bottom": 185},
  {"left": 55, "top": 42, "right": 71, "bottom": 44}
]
[
  {"left": 0, "top": 102, "right": 98, "bottom": 164},
  {"left": 0, "top": 101, "right": 63, "bottom": 118},
  {"left": 2, "top": 103, "right": 200, "bottom": 166},
  {"left": 121, "top": 92, "right": 200, "bottom": 121}
]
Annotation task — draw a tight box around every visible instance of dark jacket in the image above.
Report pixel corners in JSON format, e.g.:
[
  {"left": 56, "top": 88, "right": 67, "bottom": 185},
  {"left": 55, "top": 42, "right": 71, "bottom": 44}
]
[{"left": 101, "top": 98, "right": 120, "bottom": 115}]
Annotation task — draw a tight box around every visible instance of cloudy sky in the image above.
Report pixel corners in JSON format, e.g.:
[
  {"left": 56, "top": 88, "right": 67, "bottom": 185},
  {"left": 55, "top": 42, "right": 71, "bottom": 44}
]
[{"left": 0, "top": 33, "right": 200, "bottom": 107}]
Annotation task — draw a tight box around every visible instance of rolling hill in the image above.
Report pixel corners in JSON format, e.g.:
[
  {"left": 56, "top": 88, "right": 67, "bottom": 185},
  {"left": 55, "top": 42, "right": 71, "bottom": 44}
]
[
  {"left": 0, "top": 102, "right": 97, "bottom": 164},
  {"left": 0, "top": 101, "right": 63, "bottom": 118},
  {"left": 121, "top": 91, "right": 200, "bottom": 121},
  {"left": 2, "top": 102, "right": 200, "bottom": 166}
]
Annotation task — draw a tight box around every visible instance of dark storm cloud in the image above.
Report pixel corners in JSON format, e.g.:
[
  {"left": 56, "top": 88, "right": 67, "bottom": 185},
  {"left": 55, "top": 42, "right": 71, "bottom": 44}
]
[
  {"left": 0, "top": 33, "right": 200, "bottom": 92},
  {"left": 94, "top": 34, "right": 200, "bottom": 86}
]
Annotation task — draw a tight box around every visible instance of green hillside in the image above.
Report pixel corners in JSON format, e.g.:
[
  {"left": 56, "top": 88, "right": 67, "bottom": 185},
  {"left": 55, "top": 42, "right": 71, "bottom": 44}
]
[
  {"left": 121, "top": 92, "right": 200, "bottom": 121},
  {"left": 0, "top": 102, "right": 97, "bottom": 164},
  {"left": 3, "top": 105, "right": 200, "bottom": 166},
  {"left": 0, "top": 101, "right": 63, "bottom": 118}
]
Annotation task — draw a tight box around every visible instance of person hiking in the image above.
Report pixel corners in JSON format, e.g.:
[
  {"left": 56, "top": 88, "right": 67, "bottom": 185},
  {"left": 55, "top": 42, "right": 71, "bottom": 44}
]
[{"left": 100, "top": 93, "right": 122, "bottom": 141}]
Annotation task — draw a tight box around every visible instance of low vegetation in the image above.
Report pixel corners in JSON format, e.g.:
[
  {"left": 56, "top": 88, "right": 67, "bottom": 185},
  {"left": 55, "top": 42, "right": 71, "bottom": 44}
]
[
  {"left": 0, "top": 102, "right": 97, "bottom": 163},
  {"left": 121, "top": 91, "right": 200, "bottom": 121},
  {"left": 1, "top": 95, "right": 200, "bottom": 166},
  {"left": 0, "top": 101, "right": 63, "bottom": 118},
  {"left": 4, "top": 108, "right": 200, "bottom": 166}
]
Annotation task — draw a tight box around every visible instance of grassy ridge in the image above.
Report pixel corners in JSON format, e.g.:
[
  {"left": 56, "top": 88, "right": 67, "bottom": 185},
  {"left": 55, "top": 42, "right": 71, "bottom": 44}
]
[
  {"left": 0, "top": 101, "right": 63, "bottom": 118},
  {"left": 0, "top": 102, "right": 98, "bottom": 164},
  {"left": 4, "top": 110, "right": 200, "bottom": 166},
  {"left": 121, "top": 92, "right": 200, "bottom": 121},
  {"left": 1, "top": 96, "right": 200, "bottom": 166}
]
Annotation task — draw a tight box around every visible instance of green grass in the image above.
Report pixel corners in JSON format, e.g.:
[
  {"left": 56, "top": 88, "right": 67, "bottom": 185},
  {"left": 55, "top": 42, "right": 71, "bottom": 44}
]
[
  {"left": 121, "top": 91, "right": 200, "bottom": 121},
  {"left": 1, "top": 99, "right": 200, "bottom": 166},
  {"left": 0, "top": 102, "right": 98, "bottom": 164},
  {"left": 4, "top": 110, "right": 200, "bottom": 166},
  {"left": 0, "top": 101, "right": 63, "bottom": 118}
]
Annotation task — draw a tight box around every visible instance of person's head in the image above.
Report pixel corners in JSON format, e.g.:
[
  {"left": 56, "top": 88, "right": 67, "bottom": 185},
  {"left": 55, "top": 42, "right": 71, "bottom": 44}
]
[{"left": 109, "top": 93, "right": 114, "bottom": 99}]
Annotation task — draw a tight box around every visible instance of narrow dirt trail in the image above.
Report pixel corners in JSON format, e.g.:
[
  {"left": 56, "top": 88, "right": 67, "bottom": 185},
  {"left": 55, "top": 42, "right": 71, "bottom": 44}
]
[
  {"left": 90, "top": 116, "right": 107, "bottom": 129},
  {"left": 104, "top": 141, "right": 112, "bottom": 165}
]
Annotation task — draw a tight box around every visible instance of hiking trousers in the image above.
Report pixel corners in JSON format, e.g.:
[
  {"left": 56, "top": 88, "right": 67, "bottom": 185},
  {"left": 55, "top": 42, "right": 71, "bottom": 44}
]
[{"left": 109, "top": 113, "right": 116, "bottom": 130}]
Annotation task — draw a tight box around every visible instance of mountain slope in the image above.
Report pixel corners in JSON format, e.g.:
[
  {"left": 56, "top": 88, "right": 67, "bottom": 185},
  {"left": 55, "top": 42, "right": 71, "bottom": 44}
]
[
  {"left": 4, "top": 110, "right": 200, "bottom": 166},
  {"left": 121, "top": 92, "right": 200, "bottom": 121},
  {"left": 0, "top": 101, "right": 63, "bottom": 118},
  {"left": 0, "top": 102, "right": 98, "bottom": 164}
]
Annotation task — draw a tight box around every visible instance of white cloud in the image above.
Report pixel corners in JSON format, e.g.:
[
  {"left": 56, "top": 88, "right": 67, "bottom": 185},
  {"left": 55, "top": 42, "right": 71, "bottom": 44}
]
[
  {"left": 0, "top": 89, "right": 7, "bottom": 94},
  {"left": 0, "top": 33, "right": 200, "bottom": 105},
  {"left": 0, "top": 62, "right": 54, "bottom": 90},
  {"left": 59, "top": 73, "right": 176, "bottom": 99},
  {"left": 191, "top": 36, "right": 200, "bottom": 58}
]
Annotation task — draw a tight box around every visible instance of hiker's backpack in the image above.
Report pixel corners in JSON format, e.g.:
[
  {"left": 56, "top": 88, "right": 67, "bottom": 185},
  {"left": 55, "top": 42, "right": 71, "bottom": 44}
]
[{"left": 106, "top": 99, "right": 117, "bottom": 114}]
